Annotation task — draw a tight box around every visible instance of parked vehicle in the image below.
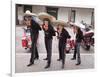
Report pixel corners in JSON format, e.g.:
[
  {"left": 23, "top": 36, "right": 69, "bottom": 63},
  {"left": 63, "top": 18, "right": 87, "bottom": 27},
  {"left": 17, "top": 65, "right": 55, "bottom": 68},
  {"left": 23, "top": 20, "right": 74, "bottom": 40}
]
[
  {"left": 65, "top": 39, "right": 75, "bottom": 53},
  {"left": 82, "top": 29, "right": 94, "bottom": 50},
  {"left": 22, "top": 27, "right": 32, "bottom": 50}
]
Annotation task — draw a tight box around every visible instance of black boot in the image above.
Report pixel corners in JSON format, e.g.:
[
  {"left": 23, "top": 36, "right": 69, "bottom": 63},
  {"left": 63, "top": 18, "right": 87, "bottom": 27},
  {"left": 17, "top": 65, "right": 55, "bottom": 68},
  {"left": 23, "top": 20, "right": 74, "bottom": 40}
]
[
  {"left": 27, "top": 62, "right": 34, "bottom": 67},
  {"left": 34, "top": 57, "right": 39, "bottom": 60},
  {"left": 76, "top": 61, "right": 81, "bottom": 65},
  {"left": 57, "top": 59, "right": 62, "bottom": 61},
  {"left": 43, "top": 58, "right": 48, "bottom": 60},
  {"left": 76, "top": 62, "right": 81, "bottom": 65},
  {"left": 76, "top": 58, "right": 81, "bottom": 65},
  {"left": 71, "top": 58, "right": 76, "bottom": 60},
  {"left": 44, "top": 64, "right": 50, "bottom": 69},
  {"left": 62, "top": 64, "right": 64, "bottom": 69}
]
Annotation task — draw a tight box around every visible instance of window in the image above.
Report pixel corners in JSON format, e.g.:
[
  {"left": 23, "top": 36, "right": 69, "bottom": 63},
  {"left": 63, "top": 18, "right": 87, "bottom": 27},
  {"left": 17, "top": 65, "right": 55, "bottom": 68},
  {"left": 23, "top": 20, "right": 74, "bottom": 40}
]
[
  {"left": 46, "top": 7, "right": 58, "bottom": 19},
  {"left": 91, "top": 11, "right": 94, "bottom": 26},
  {"left": 16, "top": 4, "right": 23, "bottom": 25},
  {"left": 71, "top": 10, "right": 76, "bottom": 22},
  {"left": 24, "top": 5, "right": 32, "bottom": 13}
]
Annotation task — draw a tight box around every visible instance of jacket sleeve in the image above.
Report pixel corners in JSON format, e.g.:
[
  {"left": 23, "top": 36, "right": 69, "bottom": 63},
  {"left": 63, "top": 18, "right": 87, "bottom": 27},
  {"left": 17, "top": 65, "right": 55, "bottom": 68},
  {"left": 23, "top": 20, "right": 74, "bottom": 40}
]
[
  {"left": 65, "top": 30, "right": 71, "bottom": 39},
  {"left": 80, "top": 31, "right": 83, "bottom": 40},
  {"left": 36, "top": 22, "right": 41, "bottom": 30},
  {"left": 49, "top": 25, "right": 56, "bottom": 36},
  {"left": 31, "top": 19, "right": 41, "bottom": 30}
]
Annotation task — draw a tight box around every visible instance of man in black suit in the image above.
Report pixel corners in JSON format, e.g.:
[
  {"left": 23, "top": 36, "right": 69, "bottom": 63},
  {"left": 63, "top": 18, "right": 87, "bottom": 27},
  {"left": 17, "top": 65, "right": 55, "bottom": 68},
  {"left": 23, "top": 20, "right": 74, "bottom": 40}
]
[
  {"left": 42, "top": 18, "right": 55, "bottom": 69},
  {"left": 57, "top": 24, "right": 71, "bottom": 69},
  {"left": 24, "top": 11, "right": 41, "bottom": 67}
]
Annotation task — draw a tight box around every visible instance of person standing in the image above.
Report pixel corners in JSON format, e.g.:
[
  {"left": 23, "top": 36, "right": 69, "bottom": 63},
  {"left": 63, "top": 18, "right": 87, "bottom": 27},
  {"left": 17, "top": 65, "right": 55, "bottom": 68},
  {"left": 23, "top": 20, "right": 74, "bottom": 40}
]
[
  {"left": 56, "top": 24, "right": 71, "bottom": 69},
  {"left": 71, "top": 25, "right": 83, "bottom": 65},
  {"left": 24, "top": 10, "right": 41, "bottom": 67},
  {"left": 42, "top": 18, "right": 55, "bottom": 69}
]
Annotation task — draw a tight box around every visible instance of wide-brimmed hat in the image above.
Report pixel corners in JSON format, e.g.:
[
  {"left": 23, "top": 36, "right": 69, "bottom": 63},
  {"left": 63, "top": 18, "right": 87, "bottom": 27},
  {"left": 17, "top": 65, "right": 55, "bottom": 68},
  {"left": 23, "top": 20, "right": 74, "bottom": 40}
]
[
  {"left": 38, "top": 12, "right": 56, "bottom": 21},
  {"left": 52, "top": 20, "right": 68, "bottom": 27},
  {"left": 24, "top": 10, "right": 37, "bottom": 16},
  {"left": 69, "top": 22, "right": 85, "bottom": 29},
  {"left": 33, "top": 16, "right": 43, "bottom": 25},
  {"left": 69, "top": 22, "right": 74, "bottom": 25}
]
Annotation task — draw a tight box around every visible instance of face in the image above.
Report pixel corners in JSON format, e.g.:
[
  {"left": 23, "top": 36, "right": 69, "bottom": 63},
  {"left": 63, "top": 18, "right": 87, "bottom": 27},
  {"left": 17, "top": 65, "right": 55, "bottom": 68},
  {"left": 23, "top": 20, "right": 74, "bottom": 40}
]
[
  {"left": 24, "top": 15, "right": 32, "bottom": 26},
  {"left": 44, "top": 24, "right": 48, "bottom": 31},
  {"left": 57, "top": 24, "right": 63, "bottom": 32},
  {"left": 44, "top": 20, "right": 49, "bottom": 25},
  {"left": 73, "top": 26, "right": 78, "bottom": 33}
]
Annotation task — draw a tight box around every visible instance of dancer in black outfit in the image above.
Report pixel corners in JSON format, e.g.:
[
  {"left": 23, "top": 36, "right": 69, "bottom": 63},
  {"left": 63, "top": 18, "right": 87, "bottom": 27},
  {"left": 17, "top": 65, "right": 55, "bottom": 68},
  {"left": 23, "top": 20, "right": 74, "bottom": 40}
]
[
  {"left": 57, "top": 24, "right": 71, "bottom": 69},
  {"left": 42, "top": 18, "right": 55, "bottom": 69},
  {"left": 24, "top": 11, "right": 41, "bottom": 67}
]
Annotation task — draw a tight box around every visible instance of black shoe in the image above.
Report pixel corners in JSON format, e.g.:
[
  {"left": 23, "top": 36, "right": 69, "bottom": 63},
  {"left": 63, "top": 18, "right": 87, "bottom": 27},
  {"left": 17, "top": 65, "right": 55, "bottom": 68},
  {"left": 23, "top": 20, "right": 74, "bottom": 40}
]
[
  {"left": 27, "top": 63, "right": 34, "bottom": 67},
  {"left": 44, "top": 64, "right": 50, "bottom": 69},
  {"left": 71, "top": 58, "right": 76, "bottom": 60},
  {"left": 34, "top": 57, "right": 39, "bottom": 60},
  {"left": 43, "top": 58, "right": 48, "bottom": 60},
  {"left": 62, "top": 64, "right": 64, "bottom": 69},
  {"left": 57, "top": 59, "right": 62, "bottom": 61},
  {"left": 76, "top": 62, "right": 81, "bottom": 65}
]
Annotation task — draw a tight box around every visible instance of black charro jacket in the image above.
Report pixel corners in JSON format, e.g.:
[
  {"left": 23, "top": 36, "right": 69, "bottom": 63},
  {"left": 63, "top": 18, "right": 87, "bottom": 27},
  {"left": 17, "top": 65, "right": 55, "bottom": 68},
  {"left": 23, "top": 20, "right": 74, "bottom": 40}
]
[
  {"left": 76, "top": 29, "right": 83, "bottom": 43},
  {"left": 43, "top": 24, "right": 56, "bottom": 39},
  {"left": 59, "top": 28, "right": 71, "bottom": 44},
  {"left": 30, "top": 19, "right": 41, "bottom": 34}
]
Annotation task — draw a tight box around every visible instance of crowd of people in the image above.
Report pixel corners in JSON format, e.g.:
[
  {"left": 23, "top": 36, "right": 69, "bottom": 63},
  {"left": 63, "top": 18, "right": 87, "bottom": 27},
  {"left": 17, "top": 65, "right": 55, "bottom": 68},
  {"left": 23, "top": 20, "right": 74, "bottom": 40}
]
[{"left": 23, "top": 10, "right": 84, "bottom": 69}]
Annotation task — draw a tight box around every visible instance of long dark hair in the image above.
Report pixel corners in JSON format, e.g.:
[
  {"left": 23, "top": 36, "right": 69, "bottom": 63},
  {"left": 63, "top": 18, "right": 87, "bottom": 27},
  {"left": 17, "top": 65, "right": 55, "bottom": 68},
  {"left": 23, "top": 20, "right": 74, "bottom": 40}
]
[
  {"left": 43, "top": 18, "right": 51, "bottom": 25},
  {"left": 42, "top": 18, "right": 53, "bottom": 29},
  {"left": 77, "top": 27, "right": 82, "bottom": 34}
]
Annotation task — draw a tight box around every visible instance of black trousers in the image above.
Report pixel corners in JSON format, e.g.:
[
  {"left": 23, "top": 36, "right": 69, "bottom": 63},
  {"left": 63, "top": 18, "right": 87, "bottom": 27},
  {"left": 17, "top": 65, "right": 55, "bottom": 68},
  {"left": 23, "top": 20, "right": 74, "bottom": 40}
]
[
  {"left": 35, "top": 46, "right": 39, "bottom": 58},
  {"left": 59, "top": 41, "right": 66, "bottom": 65},
  {"left": 30, "top": 33, "right": 39, "bottom": 63},
  {"left": 45, "top": 38, "right": 52, "bottom": 65}
]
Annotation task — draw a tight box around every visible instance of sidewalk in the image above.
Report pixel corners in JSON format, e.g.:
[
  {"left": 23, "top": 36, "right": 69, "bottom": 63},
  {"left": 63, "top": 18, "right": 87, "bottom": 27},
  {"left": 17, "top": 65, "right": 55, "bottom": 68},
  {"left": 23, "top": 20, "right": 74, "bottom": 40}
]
[{"left": 15, "top": 53, "right": 94, "bottom": 73}]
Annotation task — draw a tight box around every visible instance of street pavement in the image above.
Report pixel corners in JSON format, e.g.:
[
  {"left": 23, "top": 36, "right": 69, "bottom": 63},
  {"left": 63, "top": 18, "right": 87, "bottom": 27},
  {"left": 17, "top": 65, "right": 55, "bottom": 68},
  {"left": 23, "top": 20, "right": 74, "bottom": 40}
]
[
  {"left": 15, "top": 26, "right": 94, "bottom": 73},
  {"left": 15, "top": 53, "right": 94, "bottom": 73}
]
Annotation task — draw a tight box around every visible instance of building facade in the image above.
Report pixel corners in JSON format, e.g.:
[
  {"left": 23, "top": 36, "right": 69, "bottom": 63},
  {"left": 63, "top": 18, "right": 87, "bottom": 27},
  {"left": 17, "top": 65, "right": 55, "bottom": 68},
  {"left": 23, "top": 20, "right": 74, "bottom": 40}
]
[{"left": 16, "top": 4, "right": 94, "bottom": 26}]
